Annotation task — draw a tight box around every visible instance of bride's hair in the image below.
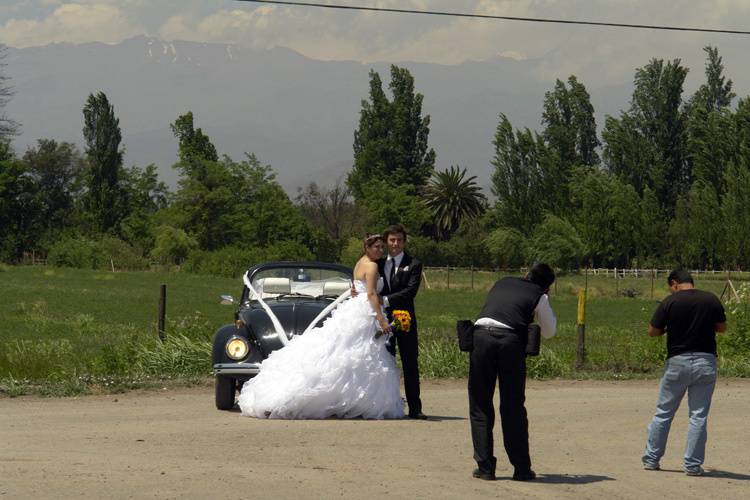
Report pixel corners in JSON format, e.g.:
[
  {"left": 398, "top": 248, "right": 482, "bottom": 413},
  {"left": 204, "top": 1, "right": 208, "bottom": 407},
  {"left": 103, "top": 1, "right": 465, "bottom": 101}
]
[{"left": 363, "top": 233, "right": 384, "bottom": 253}]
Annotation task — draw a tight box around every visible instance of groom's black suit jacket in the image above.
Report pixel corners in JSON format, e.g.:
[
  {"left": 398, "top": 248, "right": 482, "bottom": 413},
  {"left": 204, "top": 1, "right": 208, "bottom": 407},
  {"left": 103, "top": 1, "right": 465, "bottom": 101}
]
[
  {"left": 378, "top": 252, "right": 423, "bottom": 333},
  {"left": 379, "top": 252, "right": 423, "bottom": 414}
]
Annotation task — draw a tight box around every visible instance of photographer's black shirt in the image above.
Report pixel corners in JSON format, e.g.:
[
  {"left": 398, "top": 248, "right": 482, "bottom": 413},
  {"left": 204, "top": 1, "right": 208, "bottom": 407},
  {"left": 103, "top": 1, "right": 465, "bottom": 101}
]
[{"left": 650, "top": 289, "right": 726, "bottom": 358}]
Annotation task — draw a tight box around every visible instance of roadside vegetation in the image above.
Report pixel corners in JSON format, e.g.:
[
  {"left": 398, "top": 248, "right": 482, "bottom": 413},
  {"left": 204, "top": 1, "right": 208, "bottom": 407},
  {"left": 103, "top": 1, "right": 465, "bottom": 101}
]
[{"left": 2, "top": 266, "right": 749, "bottom": 397}]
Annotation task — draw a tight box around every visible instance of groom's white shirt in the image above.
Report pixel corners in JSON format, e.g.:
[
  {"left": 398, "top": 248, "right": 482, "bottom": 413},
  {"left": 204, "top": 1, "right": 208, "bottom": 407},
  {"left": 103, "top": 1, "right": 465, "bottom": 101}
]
[
  {"left": 475, "top": 294, "right": 557, "bottom": 339},
  {"left": 383, "top": 252, "right": 404, "bottom": 308}
]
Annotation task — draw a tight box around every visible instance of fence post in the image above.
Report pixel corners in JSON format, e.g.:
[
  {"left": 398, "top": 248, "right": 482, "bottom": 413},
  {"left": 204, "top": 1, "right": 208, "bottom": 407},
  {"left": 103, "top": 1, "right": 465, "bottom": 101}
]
[
  {"left": 651, "top": 269, "right": 655, "bottom": 299},
  {"left": 576, "top": 289, "right": 586, "bottom": 370},
  {"left": 585, "top": 265, "right": 589, "bottom": 295},
  {"left": 158, "top": 284, "right": 167, "bottom": 341},
  {"left": 614, "top": 267, "right": 619, "bottom": 296}
]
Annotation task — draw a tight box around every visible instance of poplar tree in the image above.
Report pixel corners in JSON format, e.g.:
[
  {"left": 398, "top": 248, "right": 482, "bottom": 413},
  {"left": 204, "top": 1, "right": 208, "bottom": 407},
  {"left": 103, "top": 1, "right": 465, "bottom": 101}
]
[
  {"left": 490, "top": 114, "right": 544, "bottom": 234},
  {"left": 349, "top": 65, "right": 435, "bottom": 231},
  {"left": 687, "top": 46, "right": 737, "bottom": 195},
  {"left": 82, "top": 91, "right": 124, "bottom": 233},
  {"left": 603, "top": 58, "right": 690, "bottom": 212},
  {"left": 540, "top": 75, "right": 600, "bottom": 215}
]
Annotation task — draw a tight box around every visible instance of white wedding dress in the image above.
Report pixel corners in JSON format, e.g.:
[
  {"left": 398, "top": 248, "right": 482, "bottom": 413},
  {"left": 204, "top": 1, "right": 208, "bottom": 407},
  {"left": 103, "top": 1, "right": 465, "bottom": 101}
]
[{"left": 238, "top": 278, "right": 405, "bottom": 419}]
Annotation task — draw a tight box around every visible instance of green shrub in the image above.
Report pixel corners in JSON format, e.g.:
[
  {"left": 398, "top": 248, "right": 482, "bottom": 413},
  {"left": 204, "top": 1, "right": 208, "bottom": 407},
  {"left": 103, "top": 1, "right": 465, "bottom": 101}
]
[
  {"left": 263, "top": 239, "right": 314, "bottom": 261},
  {"left": 406, "top": 236, "right": 446, "bottom": 266},
  {"left": 485, "top": 227, "right": 527, "bottom": 268},
  {"left": 150, "top": 225, "right": 198, "bottom": 265},
  {"left": 98, "top": 236, "right": 149, "bottom": 270},
  {"left": 183, "top": 246, "right": 265, "bottom": 277},
  {"left": 47, "top": 235, "right": 148, "bottom": 270},
  {"left": 47, "top": 236, "right": 98, "bottom": 268},
  {"left": 528, "top": 215, "right": 585, "bottom": 269},
  {"left": 184, "top": 241, "right": 314, "bottom": 277}
]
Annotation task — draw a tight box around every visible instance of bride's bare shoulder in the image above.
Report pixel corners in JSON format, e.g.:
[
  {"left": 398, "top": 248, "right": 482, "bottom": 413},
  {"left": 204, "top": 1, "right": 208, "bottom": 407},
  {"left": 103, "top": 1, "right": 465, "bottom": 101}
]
[
  {"left": 353, "top": 258, "right": 377, "bottom": 280},
  {"left": 353, "top": 257, "right": 374, "bottom": 278}
]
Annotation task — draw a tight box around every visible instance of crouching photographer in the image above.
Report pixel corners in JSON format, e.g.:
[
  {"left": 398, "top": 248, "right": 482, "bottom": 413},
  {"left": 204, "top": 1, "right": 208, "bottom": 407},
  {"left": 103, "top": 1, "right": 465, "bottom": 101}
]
[{"left": 467, "top": 262, "right": 557, "bottom": 482}]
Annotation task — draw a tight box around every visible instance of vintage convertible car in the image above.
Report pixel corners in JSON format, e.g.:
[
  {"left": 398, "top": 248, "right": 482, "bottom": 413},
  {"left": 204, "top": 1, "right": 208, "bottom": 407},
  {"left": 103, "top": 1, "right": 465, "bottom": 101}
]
[{"left": 212, "top": 261, "right": 353, "bottom": 410}]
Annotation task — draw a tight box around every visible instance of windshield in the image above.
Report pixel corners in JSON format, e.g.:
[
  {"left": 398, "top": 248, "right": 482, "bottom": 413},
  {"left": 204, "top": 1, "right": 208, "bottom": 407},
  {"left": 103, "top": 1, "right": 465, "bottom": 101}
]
[{"left": 249, "top": 267, "right": 352, "bottom": 299}]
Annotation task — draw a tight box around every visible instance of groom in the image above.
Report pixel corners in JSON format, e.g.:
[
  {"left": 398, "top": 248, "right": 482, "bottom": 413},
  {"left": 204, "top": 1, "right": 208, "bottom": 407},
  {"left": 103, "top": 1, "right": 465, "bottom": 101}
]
[{"left": 379, "top": 224, "right": 426, "bottom": 419}]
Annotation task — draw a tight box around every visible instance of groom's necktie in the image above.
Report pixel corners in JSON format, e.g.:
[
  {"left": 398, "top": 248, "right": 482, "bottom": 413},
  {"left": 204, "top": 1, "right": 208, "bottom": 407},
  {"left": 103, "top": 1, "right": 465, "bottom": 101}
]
[{"left": 388, "top": 258, "right": 397, "bottom": 288}]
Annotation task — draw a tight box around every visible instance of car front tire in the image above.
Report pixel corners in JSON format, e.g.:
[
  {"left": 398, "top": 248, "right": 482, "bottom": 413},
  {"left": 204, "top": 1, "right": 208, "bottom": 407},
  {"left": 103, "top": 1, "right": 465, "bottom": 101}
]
[{"left": 215, "top": 375, "right": 236, "bottom": 410}]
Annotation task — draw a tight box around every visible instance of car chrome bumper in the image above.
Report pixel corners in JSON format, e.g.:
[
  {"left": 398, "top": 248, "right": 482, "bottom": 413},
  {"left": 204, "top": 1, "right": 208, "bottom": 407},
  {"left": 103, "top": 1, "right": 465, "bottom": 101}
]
[{"left": 213, "top": 362, "right": 261, "bottom": 376}]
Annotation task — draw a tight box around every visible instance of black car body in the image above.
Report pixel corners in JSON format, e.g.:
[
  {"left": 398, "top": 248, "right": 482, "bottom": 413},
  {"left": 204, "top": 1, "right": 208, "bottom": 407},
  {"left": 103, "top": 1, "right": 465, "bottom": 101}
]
[{"left": 212, "top": 261, "right": 353, "bottom": 409}]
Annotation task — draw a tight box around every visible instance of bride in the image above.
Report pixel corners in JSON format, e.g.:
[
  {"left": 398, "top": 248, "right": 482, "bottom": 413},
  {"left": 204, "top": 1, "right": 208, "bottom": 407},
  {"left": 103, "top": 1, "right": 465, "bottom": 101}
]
[{"left": 238, "top": 234, "right": 405, "bottom": 419}]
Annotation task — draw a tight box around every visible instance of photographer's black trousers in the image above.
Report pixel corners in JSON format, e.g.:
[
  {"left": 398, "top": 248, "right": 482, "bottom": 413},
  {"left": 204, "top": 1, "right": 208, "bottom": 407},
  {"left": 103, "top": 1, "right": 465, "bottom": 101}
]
[{"left": 468, "top": 328, "right": 531, "bottom": 474}]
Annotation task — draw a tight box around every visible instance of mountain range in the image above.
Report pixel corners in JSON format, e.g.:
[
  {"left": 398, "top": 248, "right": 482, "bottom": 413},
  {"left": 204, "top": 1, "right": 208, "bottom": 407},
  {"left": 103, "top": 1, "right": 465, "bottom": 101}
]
[{"left": 4, "top": 36, "right": 632, "bottom": 193}]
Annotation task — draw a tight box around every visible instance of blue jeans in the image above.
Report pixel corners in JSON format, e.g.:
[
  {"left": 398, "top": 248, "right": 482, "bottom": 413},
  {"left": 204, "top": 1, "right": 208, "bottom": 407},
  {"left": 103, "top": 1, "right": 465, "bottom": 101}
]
[{"left": 643, "top": 352, "right": 717, "bottom": 471}]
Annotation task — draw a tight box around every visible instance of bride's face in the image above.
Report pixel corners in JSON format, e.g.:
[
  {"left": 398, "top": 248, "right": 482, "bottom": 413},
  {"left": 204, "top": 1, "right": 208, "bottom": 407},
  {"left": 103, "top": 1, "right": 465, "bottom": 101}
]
[{"left": 366, "top": 240, "right": 385, "bottom": 260}]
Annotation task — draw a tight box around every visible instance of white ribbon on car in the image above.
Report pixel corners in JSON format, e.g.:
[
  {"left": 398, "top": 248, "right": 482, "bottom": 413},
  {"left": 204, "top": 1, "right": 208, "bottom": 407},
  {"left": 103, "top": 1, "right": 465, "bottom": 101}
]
[
  {"left": 243, "top": 271, "right": 291, "bottom": 346},
  {"left": 242, "top": 272, "right": 352, "bottom": 347}
]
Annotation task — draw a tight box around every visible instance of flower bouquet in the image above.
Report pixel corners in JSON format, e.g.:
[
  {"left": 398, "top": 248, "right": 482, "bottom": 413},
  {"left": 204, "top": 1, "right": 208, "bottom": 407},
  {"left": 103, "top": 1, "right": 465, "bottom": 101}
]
[{"left": 375, "top": 310, "right": 412, "bottom": 339}]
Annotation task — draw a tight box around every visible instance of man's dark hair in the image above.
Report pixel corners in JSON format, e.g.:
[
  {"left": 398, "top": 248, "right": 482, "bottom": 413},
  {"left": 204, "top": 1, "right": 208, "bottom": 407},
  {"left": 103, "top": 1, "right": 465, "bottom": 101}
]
[
  {"left": 527, "top": 262, "right": 555, "bottom": 290},
  {"left": 667, "top": 268, "right": 694, "bottom": 286},
  {"left": 383, "top": 224, "right": 408, "bottom": 241}
]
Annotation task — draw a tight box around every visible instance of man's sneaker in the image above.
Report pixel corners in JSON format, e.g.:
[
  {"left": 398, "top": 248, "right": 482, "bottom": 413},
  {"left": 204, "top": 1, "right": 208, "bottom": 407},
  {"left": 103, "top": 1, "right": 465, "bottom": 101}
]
[
  {"left": 643, "top": 462, "right": 660, "bottom": 471},
  {"left": 685, "top": 467, "right": 704, "bottom": 476}
]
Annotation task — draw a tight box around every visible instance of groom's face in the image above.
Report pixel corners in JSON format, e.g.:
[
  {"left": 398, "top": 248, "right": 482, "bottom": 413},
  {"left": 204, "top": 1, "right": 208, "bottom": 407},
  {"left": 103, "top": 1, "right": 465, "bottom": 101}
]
[{"left": 386, "top": 233, "right": 405, "bottom": 257}]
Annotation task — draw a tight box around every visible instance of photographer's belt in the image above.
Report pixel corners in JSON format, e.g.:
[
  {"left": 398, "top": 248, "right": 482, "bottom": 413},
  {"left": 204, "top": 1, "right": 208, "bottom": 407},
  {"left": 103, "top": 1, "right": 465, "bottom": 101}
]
[{"left": 474, "top": 325, "right": 520, "bottom": 337}]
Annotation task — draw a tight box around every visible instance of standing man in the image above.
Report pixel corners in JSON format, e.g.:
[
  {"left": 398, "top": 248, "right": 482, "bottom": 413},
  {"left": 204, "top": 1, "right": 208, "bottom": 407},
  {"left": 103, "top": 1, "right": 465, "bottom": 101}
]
[
  {"left": 379, "top": 224, "right": 426, "bottom": 419},
  {"left": 469, "top": 263, "right": 557, "bottom": 481},
  {"left": 642, "top": 269, "right": 727, "bottom": 476}
]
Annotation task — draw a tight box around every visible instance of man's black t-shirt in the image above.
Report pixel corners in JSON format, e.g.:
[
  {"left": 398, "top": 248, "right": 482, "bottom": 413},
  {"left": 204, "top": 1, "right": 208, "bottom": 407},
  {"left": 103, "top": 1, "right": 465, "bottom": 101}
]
[{"left": 650, "top": 289, "right": 726, "bottom": 358}]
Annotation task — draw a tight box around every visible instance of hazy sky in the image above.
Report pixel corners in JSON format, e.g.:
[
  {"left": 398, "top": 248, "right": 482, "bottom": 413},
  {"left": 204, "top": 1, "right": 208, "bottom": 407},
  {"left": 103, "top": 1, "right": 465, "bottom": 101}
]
[{"left": 2, "top": 0, "right": 750, "bottom": 92}]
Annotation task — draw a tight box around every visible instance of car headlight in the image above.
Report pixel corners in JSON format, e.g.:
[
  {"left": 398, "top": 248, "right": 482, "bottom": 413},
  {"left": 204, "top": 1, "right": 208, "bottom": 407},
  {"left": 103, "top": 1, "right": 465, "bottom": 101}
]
[{"left": 225, "top": 336, "right": 249, "bottom": 360}]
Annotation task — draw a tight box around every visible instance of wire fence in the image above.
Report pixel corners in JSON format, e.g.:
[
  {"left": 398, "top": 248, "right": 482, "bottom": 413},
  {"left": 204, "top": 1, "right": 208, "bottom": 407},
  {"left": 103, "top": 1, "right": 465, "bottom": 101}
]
[{"left": 421, "top": 266, "right": 750, "bottom": 296}]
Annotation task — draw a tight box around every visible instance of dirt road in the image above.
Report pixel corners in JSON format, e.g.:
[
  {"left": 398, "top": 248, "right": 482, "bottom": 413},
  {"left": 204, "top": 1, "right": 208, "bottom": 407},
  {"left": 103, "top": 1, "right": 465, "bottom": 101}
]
[{"left": 2, "top": 379, "right": 749, "bottom": 499}]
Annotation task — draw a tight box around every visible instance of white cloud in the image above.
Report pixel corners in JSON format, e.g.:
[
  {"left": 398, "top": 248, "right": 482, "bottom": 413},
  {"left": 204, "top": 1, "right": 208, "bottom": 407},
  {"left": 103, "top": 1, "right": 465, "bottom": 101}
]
[
  {"left": 0, "top": 3, "right": 141, "bottom": 47},
  {"left": 3, "top": 1, "right": 750, "bottom": 94},
  {"left": 158, "top": 7, "right": 276, "bottom": 45}
]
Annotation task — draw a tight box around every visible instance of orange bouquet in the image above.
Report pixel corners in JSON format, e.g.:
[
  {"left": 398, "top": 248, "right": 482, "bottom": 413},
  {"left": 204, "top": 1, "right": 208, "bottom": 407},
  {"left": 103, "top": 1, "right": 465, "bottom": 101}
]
[
  {"left": 391, "top": 310, "right": 412, "bottom": 332},
  {"left": 375, "top": 310, "right": 412, "bottom": 339}
]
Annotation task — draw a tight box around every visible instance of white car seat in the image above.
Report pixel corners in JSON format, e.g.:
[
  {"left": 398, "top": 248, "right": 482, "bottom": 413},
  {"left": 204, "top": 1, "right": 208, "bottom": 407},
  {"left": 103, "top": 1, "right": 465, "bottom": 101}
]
[
  {"left": 322, "top": 280, "right": 351, "bottom": 296},
  {"left": 262, "top": 277, "right": 292, "bottom": 295}
]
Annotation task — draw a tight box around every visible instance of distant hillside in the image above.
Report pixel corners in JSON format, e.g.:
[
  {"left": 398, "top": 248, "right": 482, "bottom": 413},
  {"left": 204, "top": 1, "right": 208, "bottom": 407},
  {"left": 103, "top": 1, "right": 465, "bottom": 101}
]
[{"left": 4, "top": 36, "right": 630, "bottom": 193}]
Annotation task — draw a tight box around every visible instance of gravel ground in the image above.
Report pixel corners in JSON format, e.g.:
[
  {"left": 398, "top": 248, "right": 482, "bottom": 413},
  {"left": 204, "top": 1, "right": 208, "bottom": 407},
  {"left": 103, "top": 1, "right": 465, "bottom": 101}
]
[{"left": 2, "top": 378, "right": 749, "bottom": 499}]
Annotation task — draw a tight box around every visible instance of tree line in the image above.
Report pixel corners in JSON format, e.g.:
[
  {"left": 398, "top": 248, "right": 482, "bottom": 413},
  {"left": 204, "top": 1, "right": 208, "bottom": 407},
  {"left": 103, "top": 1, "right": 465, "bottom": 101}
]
[{"left": 1, "top": 45, "right": 750, "bottom": 273}]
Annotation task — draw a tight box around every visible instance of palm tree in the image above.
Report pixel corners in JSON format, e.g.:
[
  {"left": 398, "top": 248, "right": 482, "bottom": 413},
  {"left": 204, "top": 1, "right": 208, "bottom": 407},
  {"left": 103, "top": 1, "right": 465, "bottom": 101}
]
[{"left": 424, "top": 165, "right": 487, "bottom": 239}]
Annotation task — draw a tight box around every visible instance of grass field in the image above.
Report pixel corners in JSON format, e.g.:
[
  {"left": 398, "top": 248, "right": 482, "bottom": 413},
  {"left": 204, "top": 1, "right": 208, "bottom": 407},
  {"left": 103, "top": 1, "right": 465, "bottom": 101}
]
[{"left": 1, "top": 265, "right": 749, "bottom": 396}]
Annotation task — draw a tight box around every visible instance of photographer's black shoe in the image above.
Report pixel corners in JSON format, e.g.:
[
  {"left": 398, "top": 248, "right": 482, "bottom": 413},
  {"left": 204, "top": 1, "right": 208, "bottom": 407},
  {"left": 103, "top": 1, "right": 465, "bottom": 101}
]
[
  {"left": 512, "top": 469, "right": 536, "bottom": 481},
  {"left": 472, "top": 468, "right": 496, "bottom": 481}
]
